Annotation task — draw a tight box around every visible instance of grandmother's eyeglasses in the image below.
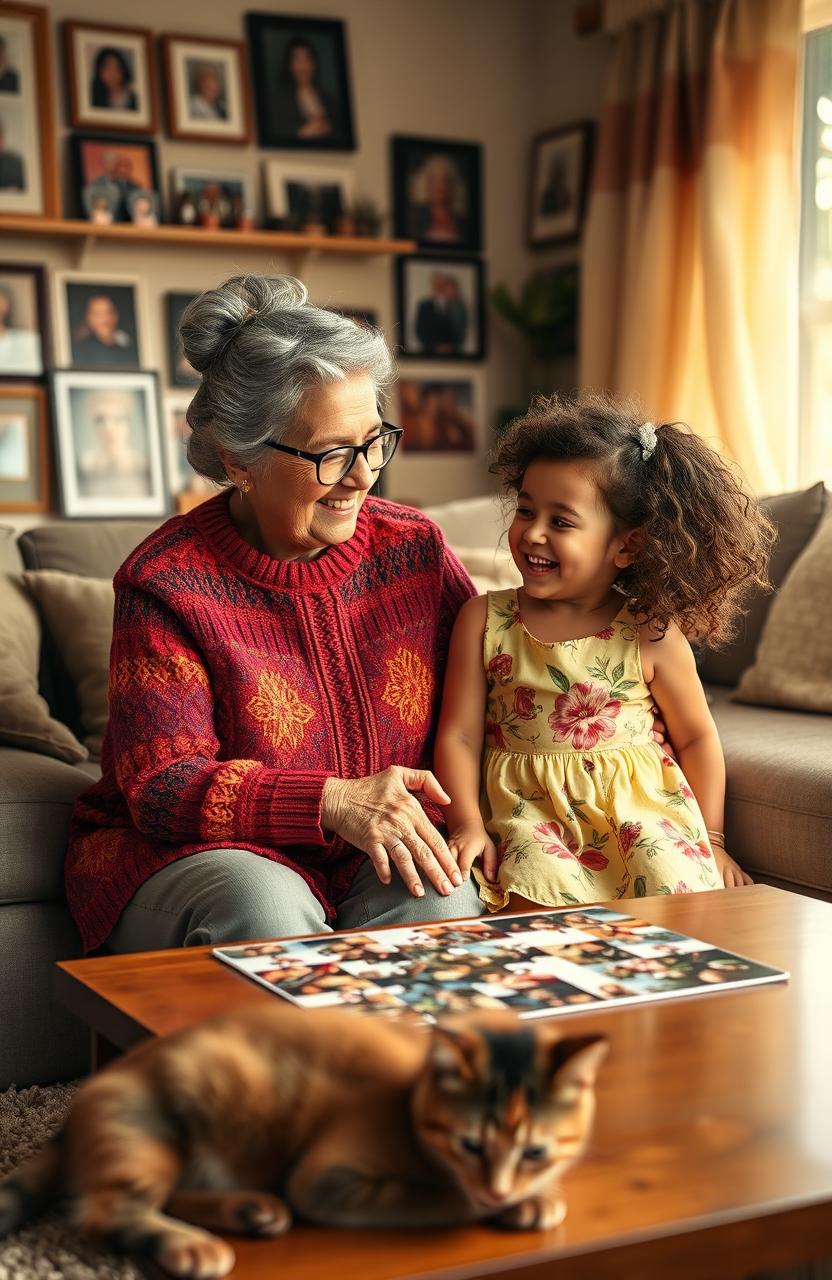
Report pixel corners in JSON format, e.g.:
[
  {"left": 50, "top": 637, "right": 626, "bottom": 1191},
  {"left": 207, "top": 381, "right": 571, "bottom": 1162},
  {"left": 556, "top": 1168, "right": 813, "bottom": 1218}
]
[{"left": 264, "top": 424, "right": 403, "bottom": 486}]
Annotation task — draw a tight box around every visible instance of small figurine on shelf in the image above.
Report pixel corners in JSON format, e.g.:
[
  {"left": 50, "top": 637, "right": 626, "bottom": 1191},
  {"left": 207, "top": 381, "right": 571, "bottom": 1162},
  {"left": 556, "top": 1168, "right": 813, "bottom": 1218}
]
[
  {"left": 175, "top": 190, "right": 198, "bottom": 226},
  {"left": 82, "top": 180, "right": 119, "bottom": 225},
  {"left": 352, "top": 196, "right": 384, "bottom": 238},
  {"left": 197, "top": 182, "right": 232, "bottom": 229},
  {"left": 231, "top": 193, "right": 255, "bottom": 231},
  {"left": 128, "top": 190, "right": 160, "bottom": 228}
]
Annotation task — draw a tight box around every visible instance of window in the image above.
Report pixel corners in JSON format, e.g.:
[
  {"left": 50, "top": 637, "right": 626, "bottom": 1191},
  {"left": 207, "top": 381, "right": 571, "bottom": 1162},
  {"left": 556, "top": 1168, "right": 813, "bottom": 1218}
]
[{"left": 799, "top": 18, "right": 832, "bottom": 484}]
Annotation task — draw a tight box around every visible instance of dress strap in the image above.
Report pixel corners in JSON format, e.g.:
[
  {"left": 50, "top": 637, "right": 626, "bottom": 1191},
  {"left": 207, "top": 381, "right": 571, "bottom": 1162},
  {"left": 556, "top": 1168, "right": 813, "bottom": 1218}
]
[{"left": 482, "top": 588, "right": 519, "bottom": 669}]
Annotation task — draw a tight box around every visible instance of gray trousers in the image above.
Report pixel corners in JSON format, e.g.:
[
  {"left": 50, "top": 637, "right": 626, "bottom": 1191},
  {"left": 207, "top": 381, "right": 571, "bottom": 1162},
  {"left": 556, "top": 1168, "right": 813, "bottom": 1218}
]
[{"left": 106, "top": 849, "right": 486, "bottom": 952}]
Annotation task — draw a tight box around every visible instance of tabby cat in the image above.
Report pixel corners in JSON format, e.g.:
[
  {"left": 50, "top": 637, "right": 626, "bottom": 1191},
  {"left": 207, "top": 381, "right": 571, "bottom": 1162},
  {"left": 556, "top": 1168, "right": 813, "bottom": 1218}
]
[{"left": 0, "top": 1005, "right": 607, "bottom": 1279}]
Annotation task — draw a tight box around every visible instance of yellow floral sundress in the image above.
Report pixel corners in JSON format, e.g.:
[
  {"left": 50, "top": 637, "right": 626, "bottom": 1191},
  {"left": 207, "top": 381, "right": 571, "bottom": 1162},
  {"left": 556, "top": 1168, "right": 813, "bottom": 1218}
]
[{"left": 476, "top": 589, "right": 722, "bottom": 909}]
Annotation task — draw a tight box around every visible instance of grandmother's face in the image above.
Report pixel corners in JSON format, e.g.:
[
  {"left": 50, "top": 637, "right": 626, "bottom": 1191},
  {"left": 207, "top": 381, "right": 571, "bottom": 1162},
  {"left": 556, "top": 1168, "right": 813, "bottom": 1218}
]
[{"left": 245, "top": 371, "right": 380, "bottom": 561}]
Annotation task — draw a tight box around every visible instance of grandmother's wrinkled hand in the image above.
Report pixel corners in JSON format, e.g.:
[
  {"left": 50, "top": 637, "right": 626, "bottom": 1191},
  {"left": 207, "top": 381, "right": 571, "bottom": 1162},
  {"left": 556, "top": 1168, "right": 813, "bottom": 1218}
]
[{"left": 321, "top": 768, "right": 464, "bottom": 899}]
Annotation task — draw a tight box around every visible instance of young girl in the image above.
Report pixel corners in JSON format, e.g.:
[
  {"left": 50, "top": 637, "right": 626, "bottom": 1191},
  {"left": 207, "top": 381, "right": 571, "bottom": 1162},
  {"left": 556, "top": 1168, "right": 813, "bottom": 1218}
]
[{"left": 435, "top": 393, "right": 773, "bottom": 909}]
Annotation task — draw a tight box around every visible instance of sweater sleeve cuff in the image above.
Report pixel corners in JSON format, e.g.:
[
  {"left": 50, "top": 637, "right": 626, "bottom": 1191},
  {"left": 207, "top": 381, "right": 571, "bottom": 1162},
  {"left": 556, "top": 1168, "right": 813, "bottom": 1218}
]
[{"left": 247, "top": 769, "right": 336, "bottom": 847}]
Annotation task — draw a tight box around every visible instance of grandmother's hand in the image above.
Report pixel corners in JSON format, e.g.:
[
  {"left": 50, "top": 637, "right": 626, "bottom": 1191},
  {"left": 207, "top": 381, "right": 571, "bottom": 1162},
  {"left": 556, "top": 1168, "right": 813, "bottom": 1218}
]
[{"left": 322, "top": 768, "right": 464, "bottom": 899}]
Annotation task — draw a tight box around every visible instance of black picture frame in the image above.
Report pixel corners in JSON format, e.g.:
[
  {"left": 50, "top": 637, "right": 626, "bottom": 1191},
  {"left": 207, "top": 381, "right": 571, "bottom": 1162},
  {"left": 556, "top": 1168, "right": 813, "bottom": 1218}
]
[
  {"left": 527, "top": 121, "right": 594, "bottom": 249},
  {"left": 392, "top": 135, "right": 482, "bottom": 253},
  {"left": 70, "top": 131, "right": 161, "bottom": 223},
  {"left": 245, "top": 12, "right": 355, "bottom": 151},
  {"left": 395, "top": 254, "right": 486, "bottom": 362},
  {"left": 0, "top": 262, "right": 50, "bottom": 380},
  {"left": 165, "top": 292, "right": 200, "bottom": 388}
]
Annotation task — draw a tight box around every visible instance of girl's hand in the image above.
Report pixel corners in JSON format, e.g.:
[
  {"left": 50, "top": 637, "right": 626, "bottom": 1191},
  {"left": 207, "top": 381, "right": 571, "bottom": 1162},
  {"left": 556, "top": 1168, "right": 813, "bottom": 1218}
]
[
  {"left": 713, "top": 845, "right": 754, "bottom": 888},
  {"left": 448, "top": 821, "right": 499, "bottom": 882},
  {"left": 321, "top": 768, "right": 463, "bottom": 899}
]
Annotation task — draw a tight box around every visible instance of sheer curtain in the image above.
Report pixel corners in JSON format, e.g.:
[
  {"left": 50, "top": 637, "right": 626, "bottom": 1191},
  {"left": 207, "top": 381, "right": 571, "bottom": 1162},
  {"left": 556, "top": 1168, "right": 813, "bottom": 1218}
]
[{"left": 580, "top": 0, "right": 801, "bottom": 493}]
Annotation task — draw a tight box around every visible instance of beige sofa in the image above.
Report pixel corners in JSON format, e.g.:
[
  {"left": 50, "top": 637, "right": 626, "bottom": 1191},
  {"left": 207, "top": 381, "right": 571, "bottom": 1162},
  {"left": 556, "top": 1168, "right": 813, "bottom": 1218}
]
[{"left": 1, "top": 485, "right": 829, "bottom": 1087}]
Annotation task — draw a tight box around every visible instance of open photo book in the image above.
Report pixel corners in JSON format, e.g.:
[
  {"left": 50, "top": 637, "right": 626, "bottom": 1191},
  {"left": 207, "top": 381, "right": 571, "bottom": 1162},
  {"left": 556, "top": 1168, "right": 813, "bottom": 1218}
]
[{"left": 213, "top": 906, "right": 788, "bottom": 1021}]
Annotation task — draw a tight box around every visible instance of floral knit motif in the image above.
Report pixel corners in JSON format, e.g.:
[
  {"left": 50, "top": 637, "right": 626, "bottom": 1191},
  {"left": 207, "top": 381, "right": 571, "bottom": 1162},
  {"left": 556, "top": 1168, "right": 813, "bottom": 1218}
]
[
  {"left": 477, "top": 588, "right": 721, "bottom": 910},
  {"left": 66, "top": 493, "right": 474, "bottom": 953}
]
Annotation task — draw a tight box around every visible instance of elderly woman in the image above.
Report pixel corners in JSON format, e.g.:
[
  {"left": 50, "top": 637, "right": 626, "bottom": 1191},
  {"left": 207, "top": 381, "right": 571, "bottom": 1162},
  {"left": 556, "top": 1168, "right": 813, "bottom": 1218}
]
[{"left": 66, "top": 275, "right": 484, "bottom": 954}]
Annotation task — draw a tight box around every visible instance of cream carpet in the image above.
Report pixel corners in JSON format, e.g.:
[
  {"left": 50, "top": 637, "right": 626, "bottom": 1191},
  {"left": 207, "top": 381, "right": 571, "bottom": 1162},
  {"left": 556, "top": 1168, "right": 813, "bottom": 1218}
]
[{"left": 0, "top": 1084, "right": 138, "bottom": 1280}]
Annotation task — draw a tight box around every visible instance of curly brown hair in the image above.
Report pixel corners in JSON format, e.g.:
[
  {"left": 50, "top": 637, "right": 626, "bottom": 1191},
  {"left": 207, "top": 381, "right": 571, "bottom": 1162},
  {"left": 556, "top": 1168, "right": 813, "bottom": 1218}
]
[{"left": 492, "top": 391, "right": 775, "bottom": 646}]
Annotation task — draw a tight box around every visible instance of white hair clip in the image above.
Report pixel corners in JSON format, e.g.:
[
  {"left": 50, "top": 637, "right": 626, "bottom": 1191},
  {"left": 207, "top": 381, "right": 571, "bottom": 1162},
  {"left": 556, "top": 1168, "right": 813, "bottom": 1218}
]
[{"left": 637, "top": 421, "right": 657, "bottom": 461}]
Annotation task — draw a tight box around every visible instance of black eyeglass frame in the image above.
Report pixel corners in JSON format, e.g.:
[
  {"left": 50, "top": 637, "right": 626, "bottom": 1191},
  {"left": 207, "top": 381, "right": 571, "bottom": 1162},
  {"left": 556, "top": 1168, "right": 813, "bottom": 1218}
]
[{"left": 264, "top": 424, "right": 403, "bottom": 485}]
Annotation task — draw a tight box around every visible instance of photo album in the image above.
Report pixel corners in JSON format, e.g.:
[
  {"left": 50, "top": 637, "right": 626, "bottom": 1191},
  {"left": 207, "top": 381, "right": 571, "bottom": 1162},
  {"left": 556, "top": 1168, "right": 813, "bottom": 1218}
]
[{"left": 214, "top": 907, "right": 788, "bottom": 1021}]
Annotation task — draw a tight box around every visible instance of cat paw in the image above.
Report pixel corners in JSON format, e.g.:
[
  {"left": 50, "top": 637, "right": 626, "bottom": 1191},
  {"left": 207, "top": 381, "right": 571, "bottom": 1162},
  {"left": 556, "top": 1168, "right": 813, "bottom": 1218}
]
[
  {"left": 157, "top": 1230, "right": 236, "bottom": 1280},
  {"left": 235, "top": 1192, "right": 292, "bottom": 1236},
  {"left": 494, "top": 1195, "right": 567, "bottom": 1231}
]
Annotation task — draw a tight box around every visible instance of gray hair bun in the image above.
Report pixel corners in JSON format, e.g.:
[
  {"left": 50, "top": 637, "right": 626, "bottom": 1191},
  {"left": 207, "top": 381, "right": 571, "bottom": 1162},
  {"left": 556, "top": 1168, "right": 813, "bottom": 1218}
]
[{"left": 180, "top": 275, "right": 308, "bottom": 375}]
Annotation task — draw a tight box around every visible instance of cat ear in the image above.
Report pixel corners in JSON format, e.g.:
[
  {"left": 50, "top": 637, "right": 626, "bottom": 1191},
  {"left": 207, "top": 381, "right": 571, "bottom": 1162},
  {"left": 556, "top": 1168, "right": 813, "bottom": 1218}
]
[
  {"left": 546, "top": 1034, "right": 609, "bottom": 1091},
  {"left": 429, "top": 1025, "right": 483, "bottom": 1091}
]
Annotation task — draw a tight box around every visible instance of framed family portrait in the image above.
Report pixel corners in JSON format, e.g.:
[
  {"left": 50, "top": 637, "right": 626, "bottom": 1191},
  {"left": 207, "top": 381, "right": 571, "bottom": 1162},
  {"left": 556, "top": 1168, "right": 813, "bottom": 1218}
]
[
  {"left": 396, "top": 255, "right": 485, "bottom": 362},
  {"left": 246, "top": 13, "right": 355, "bottom": 151},
  {"left": 0, "top": 263, "right": 49, "bottom": 378},
  {"left": 171, "top": 168, "right": 251, "bottom": 228},
  {"left": 163, "top": 392, "right": 216, "bottom": 510},
  {"left": 165, "top": 292, "right": 200, "bottom": 387},
  {"left": 263, "top": 159, "right": 353, "bottom": 233},
  {"left": 64, "top": 21, "right": 157, "bottom": 134},
  {"left": 51, "top": 369, "right": 167, "bottom": 519},
  {"left": 53, "top": 271, "right": 147, "bottom": 371},
  {"left": 399, "top": 377, "right": 479, "bottom": 453},
  {"left": 0, "top": 1, "right": 58, "bottom": 217},
  {"left": 161, "top": 33, "right": 251, "bottom": 144},
  {"left": 527, "top": 122, "right": 594, "bottom": 248},
  {"left": 392, "top": 136, "right": 482, "bottom": 253},
  {"left": 0, "top": 384, "right": 49, "bottom": 511},
  {"left": 71, "top": 133, "right": 161, "bottom": 224}
]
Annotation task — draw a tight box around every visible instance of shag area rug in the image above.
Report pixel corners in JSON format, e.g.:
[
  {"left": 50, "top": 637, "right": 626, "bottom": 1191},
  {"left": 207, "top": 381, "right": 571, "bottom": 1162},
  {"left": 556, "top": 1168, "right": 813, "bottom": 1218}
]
[{"left": 0, "top": 1083, "right": 139, "bottom": 1280}]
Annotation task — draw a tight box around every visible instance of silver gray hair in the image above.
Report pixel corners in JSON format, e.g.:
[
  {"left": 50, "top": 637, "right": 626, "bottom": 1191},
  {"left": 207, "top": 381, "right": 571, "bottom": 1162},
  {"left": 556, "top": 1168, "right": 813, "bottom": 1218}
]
[{"left": 181, "top": 274, "right": 395, "bottom": 484}]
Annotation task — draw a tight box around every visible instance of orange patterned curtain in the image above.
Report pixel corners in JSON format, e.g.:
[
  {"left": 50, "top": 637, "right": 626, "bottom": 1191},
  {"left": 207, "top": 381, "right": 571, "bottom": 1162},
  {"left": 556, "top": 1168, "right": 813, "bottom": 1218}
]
[{"left": 580, "top": 0, "right": 801, "bottom": 492}]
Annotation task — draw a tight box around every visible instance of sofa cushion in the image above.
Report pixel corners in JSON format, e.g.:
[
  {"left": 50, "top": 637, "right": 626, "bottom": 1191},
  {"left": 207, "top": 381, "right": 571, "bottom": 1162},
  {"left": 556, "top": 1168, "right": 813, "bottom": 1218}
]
[
  {"left": 17, "top": 519, "right": 161, "bottom": 576},
  {"left": 422, "top": 495, "right": 507, "bottom": 550},
  {"left": 452, "top": 546, "right": 522, "bottom": 594},
  {"left": 0, "top": 747, "right": 95, "bottom": 903},
  {"left": 733, "top": 508, "right": 832, "bottom": 714},
  {"left": 708, "top": 686, "right": 832, "bottom": 894},
  {"left": 23, "top": 571, "right": 114, "bottom": 758},
  {"left": 0, "top": 525, "right": 23, "bottom": 575},
  {"left": 0, "top": 570, "right": 87, "bottom": 764},
  {"left": 698, "top": 482, "right": 827, "bottom": 686}
]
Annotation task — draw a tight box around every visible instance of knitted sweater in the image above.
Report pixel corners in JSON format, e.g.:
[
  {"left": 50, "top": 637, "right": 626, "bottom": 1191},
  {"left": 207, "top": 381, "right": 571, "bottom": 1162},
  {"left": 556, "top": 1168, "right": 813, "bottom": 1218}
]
[{"left": 67, "top": 491, "right": 475, "bottom": 953}]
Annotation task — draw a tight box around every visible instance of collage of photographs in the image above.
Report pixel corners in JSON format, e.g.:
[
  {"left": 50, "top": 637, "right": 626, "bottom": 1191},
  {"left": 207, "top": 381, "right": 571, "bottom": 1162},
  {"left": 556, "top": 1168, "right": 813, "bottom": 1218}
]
[{"left": 215, "top": 906, "right": 787, "bottom": 1022}]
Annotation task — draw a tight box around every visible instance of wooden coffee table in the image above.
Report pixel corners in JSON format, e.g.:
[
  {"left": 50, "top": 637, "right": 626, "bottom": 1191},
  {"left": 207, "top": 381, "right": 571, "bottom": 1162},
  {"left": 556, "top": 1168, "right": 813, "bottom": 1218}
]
[{"left": 56, "top": 884, "right": 832, "bottom": 1280}]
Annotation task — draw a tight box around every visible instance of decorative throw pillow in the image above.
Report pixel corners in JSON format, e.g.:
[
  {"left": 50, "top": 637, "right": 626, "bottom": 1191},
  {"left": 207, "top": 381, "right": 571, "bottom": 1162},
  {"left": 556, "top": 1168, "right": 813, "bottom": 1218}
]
[
  {"left": 733, "top": 508, "right": 832, "bottom": 713},
  {"left": 23, "top": 571, "right": 115, "bottom": 759},
  {"left": 698, "top": 481, "right": 827, "bottom": 686},
  {"left": 452, "top": 546, "right": 522, "bottom": 595},
  {"left": 0, "top": 571, "right": 87, "bottom": 763}
]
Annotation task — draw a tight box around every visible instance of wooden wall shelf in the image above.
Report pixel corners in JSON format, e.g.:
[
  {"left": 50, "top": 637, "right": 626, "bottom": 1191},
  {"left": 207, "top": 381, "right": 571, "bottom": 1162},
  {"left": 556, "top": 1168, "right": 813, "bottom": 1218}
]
[{"left": 0, "top": 216, "right": 416, "bottom": 258}]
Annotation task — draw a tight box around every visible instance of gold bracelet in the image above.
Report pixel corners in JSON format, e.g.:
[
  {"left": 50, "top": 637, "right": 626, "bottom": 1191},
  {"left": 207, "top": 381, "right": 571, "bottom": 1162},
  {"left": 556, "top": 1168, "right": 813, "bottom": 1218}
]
[{"left": 707, "top": 829, "right": 726, "bottom": 848}]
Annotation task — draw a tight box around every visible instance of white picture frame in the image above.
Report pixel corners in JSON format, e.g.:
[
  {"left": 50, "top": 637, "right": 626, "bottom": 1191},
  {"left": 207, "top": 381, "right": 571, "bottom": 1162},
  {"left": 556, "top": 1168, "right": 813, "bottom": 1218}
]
[
  {"left": 161, "top": 33, "right": 251, "bottom": 144},
  {"left": 0, "top": 9, "right": 49, "bottom": 215},
  {"left": 170, "top": 167, "right": 252, "bottom": 226},
  {"left": 263, "top": 158, "right": 354, "bottom": 232},
  {"left": 51, "top": 369, "right": 168, "bottom": 518},
  {"left": 64, "top": 20, "right": 156, "bottom": 134},
  {"left": 52, "top": 270, "right": 148, "bottom": 370}
]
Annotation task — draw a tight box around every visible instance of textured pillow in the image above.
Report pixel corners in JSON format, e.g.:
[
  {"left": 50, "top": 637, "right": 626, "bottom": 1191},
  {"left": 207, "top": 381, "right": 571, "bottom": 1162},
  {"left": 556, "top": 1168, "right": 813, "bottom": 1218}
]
[
  {"left": 733, "top": 509, "right": 832, "bottom": 713},
  {"left": 453, "top": 546, "right": 522, "bottom": 595},
  {"left": 698, "top": 482, "right": 827, "bottom": 686},
  {"left": 0, "top": 571, "right": 87, "bottom": 763},
  {"left": 23, "top": 571, "right": 114, "bottom": 758}
]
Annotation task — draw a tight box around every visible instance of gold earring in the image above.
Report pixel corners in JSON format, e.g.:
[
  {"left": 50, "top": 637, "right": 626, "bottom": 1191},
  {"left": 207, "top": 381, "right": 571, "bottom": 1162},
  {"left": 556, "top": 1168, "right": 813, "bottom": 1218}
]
[{"left": 238, "top": 478, "right": 252, "bottom": 495}]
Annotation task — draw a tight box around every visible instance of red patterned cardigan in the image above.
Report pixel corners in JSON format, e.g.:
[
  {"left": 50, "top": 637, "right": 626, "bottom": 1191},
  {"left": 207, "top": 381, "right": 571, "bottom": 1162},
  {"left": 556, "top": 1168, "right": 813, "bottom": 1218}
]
[{"left": 66, "top": 492, "right": 475, "bottom": 953}]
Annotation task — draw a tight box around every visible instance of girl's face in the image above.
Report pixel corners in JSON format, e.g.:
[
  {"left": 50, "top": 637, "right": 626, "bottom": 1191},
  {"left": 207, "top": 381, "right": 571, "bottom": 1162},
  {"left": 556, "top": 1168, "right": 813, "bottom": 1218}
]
[{"left": 508, "top": 459, "right": 639, "bottom": 606}]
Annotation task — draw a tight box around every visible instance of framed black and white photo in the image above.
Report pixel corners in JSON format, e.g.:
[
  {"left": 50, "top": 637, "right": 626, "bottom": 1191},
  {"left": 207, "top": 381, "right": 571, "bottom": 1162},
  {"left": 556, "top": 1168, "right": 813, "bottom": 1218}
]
[
  {"left": 171, "top": 168, "right": 251, "bottom": 228},
  {"left": 399, "top": 376, "right": 479, "bottom": 453},
  {"left": 71, "top": 132, "right": 161, "bottom": 224},
  {"left": 161, "top": 32, "right": 251, "bottom": 144},
  {"left": 0, "top": 263, "right": 48, "bottom": 378},
  {"left": 392, "top": 135, "right": 482, "bottom": 253},
  {"left": 64, "top": 21, "right": 157, "bottom": 134},
  {"left": 165, "top": 292, "right": 200, "bottom": 388},
  {"left": 246, "top": 13, "right": 355, "bottom": 151},
  {"left": 0, "top": 2, "right": 59, "bottom": 217},
  {"left": 53, "top": 271, "right": 147, "bottom": 371},
  {"left": 0, "top": 383, "right": 48, "bottom": 511},
  {"left": 527, "top": 122, "right": 594, "bottom": 248},
  {"left": 263, "top": 159, "right": 353, "bottom": 233},
  {"left": 396, "top": 255, "right": 485, "bottom": 362},
  {"left": 51, "top": 369, "right": 167, "bottom": 518}
]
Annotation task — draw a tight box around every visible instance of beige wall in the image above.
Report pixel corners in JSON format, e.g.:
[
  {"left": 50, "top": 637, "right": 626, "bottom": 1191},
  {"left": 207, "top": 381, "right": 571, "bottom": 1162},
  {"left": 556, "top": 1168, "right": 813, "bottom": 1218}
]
[{"left": 4, "top": 1, "right": 611, "bottom": 529}]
